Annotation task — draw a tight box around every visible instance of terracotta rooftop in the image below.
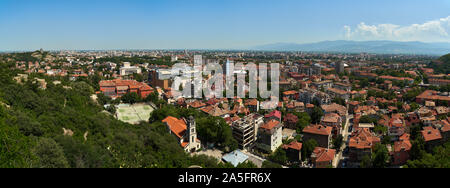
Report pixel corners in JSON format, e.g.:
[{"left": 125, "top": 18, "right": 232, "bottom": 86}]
[
  {"left": 394, "top": 133, "right": 412, "bottom": 152},
  {"left": 162, "top": 116, "right": 187, "bottom": 139},
  {"left": 322, "top": 113, "right": 341, "bottom": 124},
  {"left": 421, "top": 126, "right": 442, "bottom": 142},
  {"left": 416, "top": 90, "right": 450, "bottom": 101},
  {"left": 260, "top": 120, "right": 281, "bottom": 131},
  {"left": 349, "top": 128, "right": 380, "bottom": 149},
  {"left": 303, "top": 124, "right": 332, "bottom": 136},
  {"left": 283, "top": 90, "right": 298, "bottom": 96},
  {"left": 312, "top": 147, "right": 336, "bottom": 162},
  {"left": 283, "top": 141, "right": 303, "bottom": 151},
  {"left": 245, "top": 99, "right": 258, "bottom": 106},
  {"left": 321, "top": 103, "right": 347, "bottom": 116},
  {"left": 327, "top": 87, "right": 348, "bottom": 95}
]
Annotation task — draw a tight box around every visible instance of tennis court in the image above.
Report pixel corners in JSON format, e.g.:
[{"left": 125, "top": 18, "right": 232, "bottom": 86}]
[{"left": 116, "top": 103, "right": 154, "bottom": 124}]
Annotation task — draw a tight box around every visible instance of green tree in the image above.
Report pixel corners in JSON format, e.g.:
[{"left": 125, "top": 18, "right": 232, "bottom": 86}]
[
  {"left": 372, "top": 143, "right": 389, "bottom": 168},
  {"left": 121, "top": 92, "right": 140, "bottom": 104},
  {"left": 332, "top": 135, "right": 344, "bottom": 150},
  {"left": 32, "top": 137, "right": 70, "bottom": 168},
  {"left": 0, "top": 106, "right": 36, "bottom": 168},
  {"left": 261, "top": 160, "right": 282, "bottom": 168},
  {"left": 236, "top": 161, "right": 258, "bottom": 168},
  {"left": 302, "top": 139, "right": 318, "bottom": 160},
  {"left": 360, "top": 155, "right": 372, "bottom": 168},
  {"left": 311, "top": 107, "right": 324, "bottom": 124},
  {"left": 293, "top": 112, "right": 311, "bottom": 133},
  {"left": 269, "top": 148, "right": 288, "bottom": 165},
  {"left": 332, "top": 97, "right": 346, "bottom": 106},
  {"left": 97, "top": 93, "right": 112, "bottom": 106},
  {"left": 196, "top": 116, "right": 238, "bottom": 152},
  {"left": 409, "top": 137, "right": 426, "bottom": 160}
]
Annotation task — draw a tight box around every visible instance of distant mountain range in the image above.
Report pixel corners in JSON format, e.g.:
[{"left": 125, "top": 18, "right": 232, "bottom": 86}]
[{"left": 252, "top": 40, "right": 450, "bottom": 55}]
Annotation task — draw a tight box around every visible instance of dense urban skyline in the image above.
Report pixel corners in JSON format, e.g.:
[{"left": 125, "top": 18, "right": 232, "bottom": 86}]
[{"left": 1, "top": 0, "right": 450, "bottom": 51}]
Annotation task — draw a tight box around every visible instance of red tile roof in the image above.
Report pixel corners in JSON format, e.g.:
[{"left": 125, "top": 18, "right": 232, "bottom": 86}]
[
  {"left": 421, "top": 126, "right": 442, "bottom": 142},
  {"left": 283, "top": 141, "right": 303, "bottom": 151},
  {"left": 265, "top": 110, "right": 282, "bottom": 119},
  {"left": 394, "top": 133, "right": 412, "bottom": 152},
  {"left": 245, "top": 99, "right": 258, "bottom": 106},
  {"left": 313, "top": 147, "right": 336, "bottom": 162},
  {"left": 162, "top": 116, "right": 187, "bottom": 139},
  {"left": 283, "top": 90, "right": 298, "bottom": 96},
  {"left": 303, "top": 124, "right": 332, "bottom": 136},
  {"left": 349, "top": 128, "right": 380, "bottom": 149},
  {"left": 260, "top": 120, "right": 281, "bottom": 131},
  {"left": 416, "top": 90, "right": 450, "bottom": 102}
]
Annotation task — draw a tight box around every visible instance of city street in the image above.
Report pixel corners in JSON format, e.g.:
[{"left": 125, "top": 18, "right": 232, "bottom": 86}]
[{"left": 332, "top": 115, "right": 353, "bottom": 168}]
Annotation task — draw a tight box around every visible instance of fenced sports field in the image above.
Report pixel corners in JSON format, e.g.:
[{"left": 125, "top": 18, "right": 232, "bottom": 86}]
[{"left": 116, "top": 103, "right": 154, "bottom": 124}]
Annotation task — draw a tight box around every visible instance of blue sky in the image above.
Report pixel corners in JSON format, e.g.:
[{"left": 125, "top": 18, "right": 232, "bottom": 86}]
[{"left": 0, "top": 0, "right": 449, "bottom": 50}]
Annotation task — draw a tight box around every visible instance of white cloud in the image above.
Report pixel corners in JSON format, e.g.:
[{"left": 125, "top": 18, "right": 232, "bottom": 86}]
[{"left": 344, "top": 16, "right": 450, "bottom": 42}]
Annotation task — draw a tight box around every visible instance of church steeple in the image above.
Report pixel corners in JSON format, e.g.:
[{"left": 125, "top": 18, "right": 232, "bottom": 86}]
[{"left": 187, "top": 116, "right": 196, "bottom": 144}]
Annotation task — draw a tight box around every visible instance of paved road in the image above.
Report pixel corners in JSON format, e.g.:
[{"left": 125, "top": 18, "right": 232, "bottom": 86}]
[{"left": 332, "top": 115, "right": 352, "bottom": 168}]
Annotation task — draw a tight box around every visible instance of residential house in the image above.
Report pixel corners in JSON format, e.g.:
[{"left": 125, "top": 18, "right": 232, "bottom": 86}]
[
  {"left": 245, "top": 99, "right": 259, "bottom": 112},
  {"left": 257, "top": 120, "right": 283, "bottom": 153},
  {"left": 348, "top": 128, "right": 380, "bottom": 162},
  {"left": 421, "top": 126, "right": 443, "bottom": 152},
  {"left": 311, "top": 147, "right": 336, "bottom": 168},
  {"left": 283, "top": 141, "right": 303, "bottom": 162},
  {"left": 265, "top": 110, "right": 282, "bottom": 122},
  {"left": 302, "top": 124, "right": 332, "bottom": 148},
  {"left": 320, "top": 113, "right": 342, "bottom": 138},
  {"left": 327, "top": 87, "right": 350, "bottom": 102},
  {"left": 392, "top": 133, "right": 412, "bottom": 166}
]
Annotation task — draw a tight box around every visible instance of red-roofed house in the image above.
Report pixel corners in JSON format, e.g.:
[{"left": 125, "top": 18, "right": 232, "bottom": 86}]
[
  {"left": 265, "top": 110, "right": 282, "bottom": 122},
  {"left": 257, "top": 120, "right": 283, "bottom": 153},
  {"left": 320, "top": 113, "right": 343, "bottom": 138},
  {"left": 441, "top": 121, "right": 450, "bottom": 142},
  {"left": 283, "top": 141, "right": 303, "bottom": 162},
  {"left": 245, "top": 99, "right": 259, "bottom": 112},
  {"left": 283, "top": 90, "right": 299, "bottom": 100},
  {"left": 392, "top": 133, "right": 412, "bottom": 166},
  {"left": 311, "top": 147, "right": 336, "bottom": 168},
  {"left": 348, "top": 128, "right": 380, "bottom": 162},
  {"left": 302, "top": 124, "right": 333, "bottom": 148},
  {"left": 421, "top": 126, "right": 442, "bottom": 152}
]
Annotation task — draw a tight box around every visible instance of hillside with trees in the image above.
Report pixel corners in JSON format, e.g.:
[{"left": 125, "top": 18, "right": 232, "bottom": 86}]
[
  {"left": 428, "top": 53, "right": 450, "bottom": 74},
  {"left": 0, "top": 54, "right": 235, "bottom": 168}
]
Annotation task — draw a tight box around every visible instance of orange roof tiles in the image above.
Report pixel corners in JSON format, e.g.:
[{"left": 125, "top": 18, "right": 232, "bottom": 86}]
[
  {"left": 162, "top": 116, "right": 187, "bottom": 139},
  {"left": 283, "top": 141, "right": 303, "bottom": 151},
  {"left": 394, "top": 133, "right": 412, "bottom": 152},
  {"left": 421, "top": 126, "right": 442, "bottom": 142},
  {"left": 416, "top": 90, "right": 450, "bottom": 101},
  {"left": 245, "top": 99, "right": 258, "bottom": 106},
  {"left": 283, "top": 90, "right": 298, "bottom": 96},
  {"left": 313, "top": 147, "right": 336, "bottom": 162},
  {"left": 349, "top": 128, "right": 380, "bottom": 149},
  {"left": 303, "top": 124, "right": 332, "bottom": 136},
  {"left": 260, "top": 120, "right": 281, "bottom": 131},
  {"left": 327, "top": 87, "right": 348, "bottom": 95}
]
